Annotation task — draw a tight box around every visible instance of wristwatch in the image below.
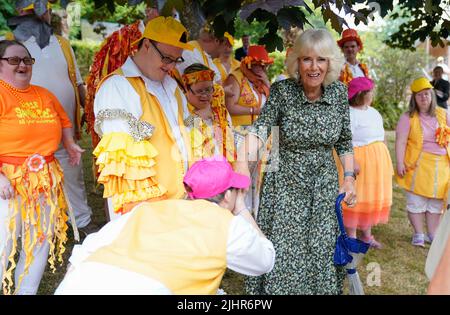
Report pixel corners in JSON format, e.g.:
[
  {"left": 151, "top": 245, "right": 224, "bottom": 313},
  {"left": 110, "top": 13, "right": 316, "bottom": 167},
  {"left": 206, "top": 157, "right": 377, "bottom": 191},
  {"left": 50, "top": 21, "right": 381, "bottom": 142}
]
[{"left": 343, "top": 171, "right": 356, "bottom": 180}]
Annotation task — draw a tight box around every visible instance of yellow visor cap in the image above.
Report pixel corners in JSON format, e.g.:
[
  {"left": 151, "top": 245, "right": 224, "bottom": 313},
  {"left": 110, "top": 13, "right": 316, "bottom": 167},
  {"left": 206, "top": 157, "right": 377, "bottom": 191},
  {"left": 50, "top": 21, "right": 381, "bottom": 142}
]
[
  {"left": 132, "top": 16, "right": 193, "bottom": 51},
  {"left": 410, "top": 77, "right": 433, "bottom": 93}
]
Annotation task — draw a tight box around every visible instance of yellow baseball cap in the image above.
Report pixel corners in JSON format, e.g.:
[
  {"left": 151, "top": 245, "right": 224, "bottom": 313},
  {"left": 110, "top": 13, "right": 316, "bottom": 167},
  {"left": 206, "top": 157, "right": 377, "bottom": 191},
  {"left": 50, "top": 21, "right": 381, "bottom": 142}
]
[
  {"left": 132, "top": 16, "right": 193, "bottom": 51},
  {"left": 224, "top": 32, "right": 234, "bottom": 47},
  {"left": 410, "top": 77, "right": 433, "bottom": 93}
]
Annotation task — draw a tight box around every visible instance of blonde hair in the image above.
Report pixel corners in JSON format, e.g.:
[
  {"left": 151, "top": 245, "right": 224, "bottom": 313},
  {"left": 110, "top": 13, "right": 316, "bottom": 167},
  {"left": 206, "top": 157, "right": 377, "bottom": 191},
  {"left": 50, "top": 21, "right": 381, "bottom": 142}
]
[{"left": 286, "top": 29, "right": 344, "bottom": 86}]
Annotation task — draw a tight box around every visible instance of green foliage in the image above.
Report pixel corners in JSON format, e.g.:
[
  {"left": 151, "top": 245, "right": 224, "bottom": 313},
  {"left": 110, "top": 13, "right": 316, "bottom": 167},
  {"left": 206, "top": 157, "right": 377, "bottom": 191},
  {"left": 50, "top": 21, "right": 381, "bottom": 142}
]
[
  {"left": 267, "top": 50, "right": 286, "bottom": 82},
  {"left": 364, "top": 39, "right": 426, "bottom": 129},
  {"left": 385, "top": 0, "right": 450, "bottom": 49},
  {"left": 79, "top": 0, "right": 146, "bottom": 25},
  {"left": 359, "top": 23, "right": 427, "bottom": 130},
  {"left": 71, "top": 39, "right": 101, "bottom": 80},
  {"left": 233, "top": 18, "right": 268, "bottom": 45},
  {"left": 0, "top": 0, "right": 16, "bottom": 34}
]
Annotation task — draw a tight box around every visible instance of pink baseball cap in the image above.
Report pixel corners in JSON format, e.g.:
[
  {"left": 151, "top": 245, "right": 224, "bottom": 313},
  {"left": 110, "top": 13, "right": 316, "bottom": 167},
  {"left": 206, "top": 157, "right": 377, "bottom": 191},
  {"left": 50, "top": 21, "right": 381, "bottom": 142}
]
[
  {"left": 347, "top": 77, "right": 374, "bottom": 100},
  {"left": 183, "top": 157, "right": 251, "bottom": 199}
]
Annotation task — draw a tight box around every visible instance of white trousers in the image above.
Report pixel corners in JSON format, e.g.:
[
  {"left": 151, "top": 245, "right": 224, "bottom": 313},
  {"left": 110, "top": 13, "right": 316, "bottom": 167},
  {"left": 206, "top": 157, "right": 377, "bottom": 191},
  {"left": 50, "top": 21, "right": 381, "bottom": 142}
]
[
  {"left": 0, "top": 197, "right": 51, "bottom": 295},
  {"left": 55, "top": 146, "right": 92, "bottom": 228}
]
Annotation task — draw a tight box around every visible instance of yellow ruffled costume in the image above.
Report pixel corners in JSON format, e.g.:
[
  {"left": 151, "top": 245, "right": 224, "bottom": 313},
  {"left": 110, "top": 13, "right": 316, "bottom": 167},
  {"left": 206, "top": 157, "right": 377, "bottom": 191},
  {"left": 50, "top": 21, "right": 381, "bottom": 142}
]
[
  {"left": 93, "top": 132, "right": 167, "bottom": 215},
  {"left": 1, "top": 159, "right": 68, "bottom": 295}
]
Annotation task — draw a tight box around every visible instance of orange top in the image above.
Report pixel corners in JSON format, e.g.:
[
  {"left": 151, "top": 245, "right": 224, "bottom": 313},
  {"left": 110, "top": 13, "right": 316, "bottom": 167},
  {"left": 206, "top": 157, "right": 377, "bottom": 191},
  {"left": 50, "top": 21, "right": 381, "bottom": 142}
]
[{"left": 0, "top": 81, "right": 72, "bottom": 157}]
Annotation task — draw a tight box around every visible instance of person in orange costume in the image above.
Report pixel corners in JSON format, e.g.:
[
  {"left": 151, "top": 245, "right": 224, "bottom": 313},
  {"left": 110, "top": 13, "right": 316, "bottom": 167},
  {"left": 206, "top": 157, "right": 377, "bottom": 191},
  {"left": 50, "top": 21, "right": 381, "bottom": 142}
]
[
  {"left": 337, "top": 29, "right": 370, "bottom": 85},
  {"left": 0, "top": 40, "right": 83, "bottom": 295},
  {"left": 224, "top": 45, "right": 273, "bottom": 128}
]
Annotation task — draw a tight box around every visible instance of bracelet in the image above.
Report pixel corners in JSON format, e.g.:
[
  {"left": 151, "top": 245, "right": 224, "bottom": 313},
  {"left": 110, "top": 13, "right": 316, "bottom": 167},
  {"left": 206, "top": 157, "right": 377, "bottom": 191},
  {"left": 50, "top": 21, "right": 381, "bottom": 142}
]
[{"left": 343, "top": 171, "right": 356, "bottom": 180}]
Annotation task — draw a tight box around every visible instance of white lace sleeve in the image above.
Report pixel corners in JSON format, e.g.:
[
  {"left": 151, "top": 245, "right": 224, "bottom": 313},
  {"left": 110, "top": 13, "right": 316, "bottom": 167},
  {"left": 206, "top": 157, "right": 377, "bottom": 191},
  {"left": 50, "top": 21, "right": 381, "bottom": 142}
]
[{"left": 94, "top": 75, "right": 144, "bottom": 136}]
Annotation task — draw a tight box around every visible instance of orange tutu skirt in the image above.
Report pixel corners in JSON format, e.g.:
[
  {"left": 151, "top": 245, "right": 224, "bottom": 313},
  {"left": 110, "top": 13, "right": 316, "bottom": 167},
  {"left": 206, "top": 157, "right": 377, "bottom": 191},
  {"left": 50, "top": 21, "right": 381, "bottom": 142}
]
[{"left": 342, "top": 141, "right": 394, "bottom": 229}]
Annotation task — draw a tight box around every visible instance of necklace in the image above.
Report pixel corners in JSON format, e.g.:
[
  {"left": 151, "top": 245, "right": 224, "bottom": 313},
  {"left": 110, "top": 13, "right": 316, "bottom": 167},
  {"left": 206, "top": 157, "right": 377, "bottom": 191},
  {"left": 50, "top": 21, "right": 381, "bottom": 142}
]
[{"left": 0, "top": 79, "right": 43, "bottom": 108}]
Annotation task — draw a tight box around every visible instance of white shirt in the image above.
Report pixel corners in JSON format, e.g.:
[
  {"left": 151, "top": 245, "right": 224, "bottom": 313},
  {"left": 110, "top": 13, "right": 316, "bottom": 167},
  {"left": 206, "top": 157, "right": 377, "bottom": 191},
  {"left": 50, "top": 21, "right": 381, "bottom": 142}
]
[
  {"left": 56, "top": 203, "right": 275, "bottom": 295},
  {"left": 346, "top": 61, "right": 365, "bottom": 79},
  {"left": 23, "top": 35, "right": 83, "bottom": 124},
  {"left": 94, "top": 57, "right": 190, "bottom": 170},
  {"left": 176, "top": 45, "right": 222, "bottom": 85},
  {"left": 349, "top": 106, "right": 385, "bottom": 147}
]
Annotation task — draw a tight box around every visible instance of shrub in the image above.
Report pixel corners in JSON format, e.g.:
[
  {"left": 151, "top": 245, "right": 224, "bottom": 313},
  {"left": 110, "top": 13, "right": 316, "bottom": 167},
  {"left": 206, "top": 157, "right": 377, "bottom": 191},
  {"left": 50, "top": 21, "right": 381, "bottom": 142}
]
[
  {"left": 71, "top": 39, "right": 101, "bottom": 80},
  {"left": 365, "top": 47, "right": 426, "bottom": 130},
  {"left": 267, "top": 50, "right": 286, "bottom": 82}
]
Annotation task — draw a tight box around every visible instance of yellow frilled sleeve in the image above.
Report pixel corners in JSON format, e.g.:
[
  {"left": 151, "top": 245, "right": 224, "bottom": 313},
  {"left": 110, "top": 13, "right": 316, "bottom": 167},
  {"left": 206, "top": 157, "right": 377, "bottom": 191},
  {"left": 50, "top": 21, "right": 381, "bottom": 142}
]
[{"left": 93, "top": 132, "right": 167, "bottom": 214}]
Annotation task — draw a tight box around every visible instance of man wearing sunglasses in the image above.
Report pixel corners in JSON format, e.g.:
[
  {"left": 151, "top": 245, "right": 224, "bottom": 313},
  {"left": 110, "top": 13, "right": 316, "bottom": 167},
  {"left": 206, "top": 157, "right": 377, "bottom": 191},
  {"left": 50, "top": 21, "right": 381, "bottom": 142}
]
[
  {"left": 2, "top": 1, "right": 97, "bottom": 239},
  {"left": 93, "top": 16, "right": 196, "bottom": 221}
]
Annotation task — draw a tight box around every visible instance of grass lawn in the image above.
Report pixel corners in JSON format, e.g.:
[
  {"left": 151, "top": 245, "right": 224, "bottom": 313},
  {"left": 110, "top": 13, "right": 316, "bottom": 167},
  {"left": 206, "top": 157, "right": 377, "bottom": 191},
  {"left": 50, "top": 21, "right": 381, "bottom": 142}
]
[{"left": 36, "top": 130, "right": 430, "bottom": 295}]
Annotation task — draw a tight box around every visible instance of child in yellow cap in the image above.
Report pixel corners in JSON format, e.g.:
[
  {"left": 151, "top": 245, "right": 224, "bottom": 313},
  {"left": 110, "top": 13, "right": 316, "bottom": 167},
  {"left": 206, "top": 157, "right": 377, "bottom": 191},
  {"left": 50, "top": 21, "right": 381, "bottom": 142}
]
[{"left": 395, "top": 77, "right": 450, "bottom": 247}]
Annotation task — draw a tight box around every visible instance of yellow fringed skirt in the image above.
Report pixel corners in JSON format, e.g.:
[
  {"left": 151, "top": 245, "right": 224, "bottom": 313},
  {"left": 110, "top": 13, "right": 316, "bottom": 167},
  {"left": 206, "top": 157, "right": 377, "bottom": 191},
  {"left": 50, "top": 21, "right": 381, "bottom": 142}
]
[{"left": 0, "top": 157, "right": 68, "bottom": 295}]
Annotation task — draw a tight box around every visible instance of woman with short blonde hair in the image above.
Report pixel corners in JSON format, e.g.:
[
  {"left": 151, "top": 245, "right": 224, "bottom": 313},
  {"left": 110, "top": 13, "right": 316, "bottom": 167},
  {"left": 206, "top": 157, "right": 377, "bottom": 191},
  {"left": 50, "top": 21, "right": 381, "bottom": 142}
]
[
  {"left": 286, "top": 29, "right": 344, "bottom": 86},
  {"left": 236, "top": 29, "right": 356, "bottom": 294}
]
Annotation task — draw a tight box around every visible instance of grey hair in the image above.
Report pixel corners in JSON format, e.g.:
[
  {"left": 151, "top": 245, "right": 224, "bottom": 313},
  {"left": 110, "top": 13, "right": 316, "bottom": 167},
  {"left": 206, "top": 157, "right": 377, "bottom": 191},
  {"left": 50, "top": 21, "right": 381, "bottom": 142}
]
[
  {"left": 408, "top": 89, "right": 438, "bottom": 117},
  {"left": 286, "top": 29, "right": 344, "bottom": 86},
  {"left": 184, "top": 183, "right": 233, "bottom": 204}
]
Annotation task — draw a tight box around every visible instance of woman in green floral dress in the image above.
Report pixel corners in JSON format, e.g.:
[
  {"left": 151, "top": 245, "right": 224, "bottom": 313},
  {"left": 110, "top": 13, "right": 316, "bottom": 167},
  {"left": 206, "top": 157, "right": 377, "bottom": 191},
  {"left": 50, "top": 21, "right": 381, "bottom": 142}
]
[{"left": 235, "top": 29, "right": 357, "bottom": 294}]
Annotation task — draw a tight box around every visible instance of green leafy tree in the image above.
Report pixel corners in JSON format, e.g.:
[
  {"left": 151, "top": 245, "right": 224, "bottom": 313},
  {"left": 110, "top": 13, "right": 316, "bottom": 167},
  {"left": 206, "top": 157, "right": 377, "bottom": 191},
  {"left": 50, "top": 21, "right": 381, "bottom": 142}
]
[{"left": 0, "top": 0, "right": 16, "bottom": 34}]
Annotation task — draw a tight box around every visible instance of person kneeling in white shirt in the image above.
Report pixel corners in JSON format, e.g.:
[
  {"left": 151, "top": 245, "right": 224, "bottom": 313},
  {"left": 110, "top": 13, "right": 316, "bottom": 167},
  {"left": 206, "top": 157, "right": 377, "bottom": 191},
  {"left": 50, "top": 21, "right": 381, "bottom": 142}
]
[{"left": 55, "top": 157, "right": 275, "bottom": 295}]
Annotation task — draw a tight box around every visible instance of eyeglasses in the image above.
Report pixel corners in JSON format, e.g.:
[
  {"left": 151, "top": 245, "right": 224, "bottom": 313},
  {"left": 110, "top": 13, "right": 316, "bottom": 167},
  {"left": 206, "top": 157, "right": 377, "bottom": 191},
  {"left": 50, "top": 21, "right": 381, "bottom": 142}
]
[
  {"left": 189, "top": 86, "right": 214, "bottom": 96},
  {"left": 0, "top": 56, "right": 35, "bottom": 66},
  {"left": 149, "top": 41, "right": 184, "bottom": 65}
]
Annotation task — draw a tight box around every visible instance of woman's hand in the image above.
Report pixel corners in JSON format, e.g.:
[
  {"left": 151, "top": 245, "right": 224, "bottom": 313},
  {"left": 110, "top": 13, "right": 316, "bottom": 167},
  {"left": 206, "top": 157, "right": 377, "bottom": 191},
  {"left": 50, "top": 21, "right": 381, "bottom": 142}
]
[
  {"left": 256, "top": 72, "right": 270, "bottom": 87},
  {"left": 233, "top": 162, "right": 251, "bottom": 192},
  {"left": 232, "top": 189, "right": 248, "bottom": 215},
  {"left": 64, "top": 142, "right": 85, "bottom": 166},
  {"left": 397, "top": 163, "right": 406, "bottom": 178},
  {"left": 0, "top": 173, "right": 14, "bottom": 200},
  {"left": 340, "top": 177, "right": 357, "bottom": 208}
]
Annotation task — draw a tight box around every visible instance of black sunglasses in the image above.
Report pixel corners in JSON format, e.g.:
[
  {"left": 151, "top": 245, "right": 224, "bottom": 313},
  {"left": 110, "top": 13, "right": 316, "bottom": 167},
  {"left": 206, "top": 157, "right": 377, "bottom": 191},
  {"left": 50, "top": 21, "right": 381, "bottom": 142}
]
[
  {"left": 149, "top": 41, "right": 184, "bottom": 65},
  {"left": 0, "top": 56, "right": 35, "bottom": 66}
]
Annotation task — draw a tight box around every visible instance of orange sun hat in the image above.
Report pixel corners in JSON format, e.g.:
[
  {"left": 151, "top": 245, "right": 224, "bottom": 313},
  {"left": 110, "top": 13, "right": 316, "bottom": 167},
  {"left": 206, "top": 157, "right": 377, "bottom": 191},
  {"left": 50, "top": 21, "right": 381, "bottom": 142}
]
[
  {"left": 244, "top": 45, "right": 274, "bottom": 66},
  {"left": 337, "top": 29, "right": 363, "bottom": 50}
]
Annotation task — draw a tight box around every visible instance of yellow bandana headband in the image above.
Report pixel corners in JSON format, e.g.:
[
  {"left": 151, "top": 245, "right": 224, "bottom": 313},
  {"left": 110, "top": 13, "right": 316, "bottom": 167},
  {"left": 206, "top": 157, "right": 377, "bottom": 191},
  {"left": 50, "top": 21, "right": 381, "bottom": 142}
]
[{"left": 182, "top": 70, "right": 215, "bottom": 88}]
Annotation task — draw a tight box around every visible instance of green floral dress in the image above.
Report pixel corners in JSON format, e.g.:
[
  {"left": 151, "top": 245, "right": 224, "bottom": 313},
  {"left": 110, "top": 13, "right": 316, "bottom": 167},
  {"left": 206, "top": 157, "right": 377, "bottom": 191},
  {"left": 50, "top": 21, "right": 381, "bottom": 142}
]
[{"left": 245, "top": 79, "right": 353, "bottom": 295}]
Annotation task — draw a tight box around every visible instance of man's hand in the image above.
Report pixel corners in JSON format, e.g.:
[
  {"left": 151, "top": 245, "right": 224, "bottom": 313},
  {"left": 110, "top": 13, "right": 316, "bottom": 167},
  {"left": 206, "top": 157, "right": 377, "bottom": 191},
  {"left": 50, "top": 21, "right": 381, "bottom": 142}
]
[{"left": 65, "top": 142, "right": 85, "bottom": 166}]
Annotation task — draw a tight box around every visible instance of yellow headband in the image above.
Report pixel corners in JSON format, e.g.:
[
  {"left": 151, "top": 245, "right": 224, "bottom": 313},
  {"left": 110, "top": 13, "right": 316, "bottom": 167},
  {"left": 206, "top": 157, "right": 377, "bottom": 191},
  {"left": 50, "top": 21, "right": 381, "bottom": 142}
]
[
  {"left": 224, "top": 32, "right": 234, "bottom": 47},
  {"left": 182, "top": 70, "right": 215, "bottom": 88}
]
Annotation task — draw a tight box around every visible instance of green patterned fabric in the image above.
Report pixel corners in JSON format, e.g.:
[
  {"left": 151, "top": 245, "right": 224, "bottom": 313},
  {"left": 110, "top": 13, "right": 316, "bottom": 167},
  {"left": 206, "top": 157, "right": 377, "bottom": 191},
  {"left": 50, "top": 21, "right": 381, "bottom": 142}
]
[{"left": 245, "top": 79, "right": 353, "bottom": 295}]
